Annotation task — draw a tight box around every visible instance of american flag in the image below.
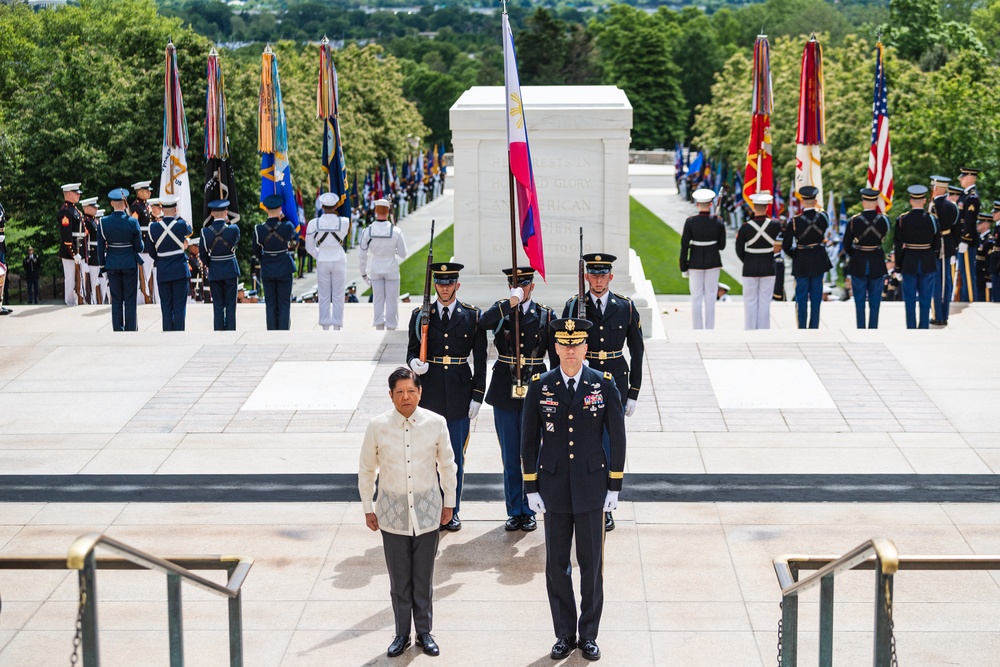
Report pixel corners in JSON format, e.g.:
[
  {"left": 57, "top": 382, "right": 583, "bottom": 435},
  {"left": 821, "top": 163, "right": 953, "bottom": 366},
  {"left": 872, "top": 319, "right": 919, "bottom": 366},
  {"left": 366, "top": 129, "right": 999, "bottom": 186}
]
[{"left": 866, "top": 43, "right": 893, "bottom": 213}]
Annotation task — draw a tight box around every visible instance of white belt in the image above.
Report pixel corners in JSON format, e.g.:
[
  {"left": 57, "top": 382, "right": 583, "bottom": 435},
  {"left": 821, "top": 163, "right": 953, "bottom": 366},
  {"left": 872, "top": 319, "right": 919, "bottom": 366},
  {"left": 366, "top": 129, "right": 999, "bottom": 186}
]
[
  {"left": 157, "top": 249, "right": 185, "bottom": 257},
  {"left": 263, "top": 249, "right": 290, "bottom": 255},
  {"left": 109, "top": 243, "right": 132, "bottom": 248},
  {"left": 211, "top": 253, "right": 236, "bottom": 260},
  {"left": 88, "top": 242, "right": 97, "bottom": 247},
  {"left": 744, "top": 247, "right": 775, "bottom": 254},
  {"left": 140, "top": 227, "right": 150, "bottom": 232},
  {"left": 72, "top": 232, "right": 86, "bottom": 238},
  {"left": 0, "top": 235, "right": 5, "bottom": 243},
  {"left": 689, "top": 240, "right": 716, "bottom": 246}
]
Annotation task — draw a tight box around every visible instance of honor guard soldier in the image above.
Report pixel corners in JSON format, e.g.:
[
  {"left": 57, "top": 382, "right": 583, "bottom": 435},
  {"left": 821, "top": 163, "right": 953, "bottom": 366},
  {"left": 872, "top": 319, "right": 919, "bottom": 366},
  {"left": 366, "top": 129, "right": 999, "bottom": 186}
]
[
  {"left": 990, "top": 201, "right": 1000, "bottom": 303},
  {"left": 479, "top": 266, "right": 557, "bottom": 532},
  {"left": 562, "top": 252, "right": 643, "bottom": 532},
  {"left": 97, "top": 188, "right": 144, "bottom": 331},
  {"left": 736, "top": 193, "right": 783, "bottom": 329},
  {"left": 975, "top": 210, "right": 994, "bottom": 302},
  {"left": 406, "top": 263, "right": 487, "bottom": 532},
  {"left": 894, "top": 185, "right": 941, "bottom": 329},
  {"left": 57, "top": 183, "right": 85, "bottom": 306},
  {"left": 79, "top": 197, "right": 100, "bottom": 304},
  {"left": 359, "top": 197, "right": 407, "bottom": 330},
  {"left": 305, "top": 192, "right": 350, "bottom": 330},
  {"left": 680, "top": 188, "right": 727, "bottom": 329},
  {"left": 783, "top": 185, "right": 833, "bottom": 329},
  {"left": 521, "top": 317, "right": 627, "bottom": 663},
  {"left": 929, "top": 176, "right": 960, "bottom": 324},
  {"left": 200, "top": 199, "right": 240, "bottom": 330},
  {"left": 956, "top": 166, "right": 981, "bottom": 301},
  {"left": 149, "top": 196, "right": 193, "bottom": 331},
  {"left": 148, "top": 198, "right": 163, "bottom": 223},
  {"left": 0, "top": 200, "right": 8, "bottom": 314},
  {"left": 254, "top": 194, "right": 297, "bottom": 330},
  {"left": 844, "top": 188, "right": 891, "bottom": 328},
  {"left": 130, "top": 180, "right": 156, "bottom": 305}
]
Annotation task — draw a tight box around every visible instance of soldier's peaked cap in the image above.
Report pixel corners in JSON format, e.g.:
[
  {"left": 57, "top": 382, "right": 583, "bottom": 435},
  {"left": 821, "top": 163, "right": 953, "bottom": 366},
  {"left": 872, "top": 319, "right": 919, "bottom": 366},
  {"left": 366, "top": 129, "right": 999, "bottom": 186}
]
[
  {"left": 80, "top": 197, "right": 98, "bottom": 207},
  {"left": 131, "top": 180, "right": 152, "bottom": 190},
  {"left": 797, "top": 185, "right": 819, "bottom": 199},
  {"left": 107, "top": 188, "right": 130, "bottom": 201},
  {"left": 993, "top": 200, "right": 1000, "bottom": 212},
  {"left": 159, "top": 196, "right": 179, "bottom": 207},
  {"left": 433, "top": 262, "right": 463, "bottom": 284},
  {"left": 947, "top": 185, "right": 964, "bottom": 195},
  {"left": 930, "top": 175, "right": 951, "bottom": 184},
  {"left": 749, "top": 192, "right": 774, "bottom": 205},
  {"left": 907, "top": 184, "right": 928, "bottom": 198},
  {"left": 319, "top": 192, "right": 340, "bottom": 207},
  {"left": 262, "top": 194, "right": 283, "bottom": 209},
  {"left": 978, "top": 210, "right": 993, "bottom": 221},
  {"left": 859, "top": 188, "right": 880, "bottom": 201},
  {"left": 959, "top": 166, "right": 980, "bottom": 176},
  {"left": 502, "top": 266, "right": 536, "bottom": 284},
  {"left": 61, "top": 183, "right": 82, "bottom": 193},
  {"left": 692, "top": 188, "right": 716, "bottom": 203},
  {"left": 208, "top": 199, "right": 230, "bottom": 211},
  {"left": 551, "top": 317, "right": 591, "bottom": 346},
  {"left": 583, "top": 253, "right": 616, "bottom": 274},
  {"left": 373, "top": 197, "right": 390, "bottom": 207}
]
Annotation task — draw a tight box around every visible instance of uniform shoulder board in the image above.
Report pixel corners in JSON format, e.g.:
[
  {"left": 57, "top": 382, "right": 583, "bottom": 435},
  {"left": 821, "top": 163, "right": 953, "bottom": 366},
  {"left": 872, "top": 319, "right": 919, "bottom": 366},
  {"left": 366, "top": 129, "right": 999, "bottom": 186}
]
[
  {"left": 604, "top": 371, "right": 613, "bottom": 380},
  {"left": 614, "top": 292, "right": 631, "bottom": 302},
  {"left": 531, "top": 373, "right": 541, "bottom": 382},
  {"left": 461, "top": 301, "right": 478, "bottom": 312}
]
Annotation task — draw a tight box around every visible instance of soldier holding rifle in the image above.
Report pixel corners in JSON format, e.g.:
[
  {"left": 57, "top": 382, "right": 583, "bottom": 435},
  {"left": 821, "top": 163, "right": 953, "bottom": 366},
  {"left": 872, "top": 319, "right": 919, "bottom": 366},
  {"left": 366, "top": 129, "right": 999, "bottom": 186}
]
[{"left": 57, "top": 183, "right": 84, "bottom": 306}]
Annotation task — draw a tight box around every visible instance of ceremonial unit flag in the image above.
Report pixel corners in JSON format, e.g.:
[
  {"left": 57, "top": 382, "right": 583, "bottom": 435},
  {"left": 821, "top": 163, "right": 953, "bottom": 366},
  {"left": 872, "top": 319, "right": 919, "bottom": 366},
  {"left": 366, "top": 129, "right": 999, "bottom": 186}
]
[
  {"left": 502, "top": 11, "right": 546, "bottom": 279},
  {"left": 794, "top": 37, "right": 825, "bottom": 202},
  {"left": 204, "top": 47, "right": 240, "bottom": 223},
  {"left": 317, "top": 37, "right": 351, "bottom": 218},
  {"left": 160, "top": 41, "right": 192, "bottom": 222},
  {"left": 259, "top": 46, "right": 298, "bottom": 224},
  {"left": 866, "top": 42, "right": 894, "bottom": 213},
  {"left": 743, "top": 35, "right": 774, "bottom": 215}
]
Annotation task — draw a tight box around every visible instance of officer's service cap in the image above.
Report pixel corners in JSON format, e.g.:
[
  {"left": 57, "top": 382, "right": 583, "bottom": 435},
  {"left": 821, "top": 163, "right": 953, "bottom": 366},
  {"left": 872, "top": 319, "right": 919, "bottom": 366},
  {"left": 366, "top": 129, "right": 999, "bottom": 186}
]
[
  {"left": 208, "top": 199, "right": 230, "bottom": 211},
  {"left": 61, "top": 183, "right": 82, "bottom": 193},
  {"left": 551, "top": 317, "right": 591, "bottom": 346},
  {"left": 859, "top": 188, "right": 880, "bottom": 201},
  {"left": 373, "top": 197, "right": 391, "bottom": 208},
  {"left": 96, "top": 209, "right": 105, "bottom": 217},
  {"left": 977, "top": 211, "right": 993, "bottom": 222},
  {"left": 797, "top": 185, "right": 819, "bottom": 199},
  {"left": 160, "top": 196, "right": 179, "bottom": 207},
  {"left": 262, "top": 194, "right": 283, "bottom": 209},
  {"left": 108, "top": 188, "right": 130, "bottom": 201},
  {"left": 749, "top": 192, "right": 774, "bottom": 205},
  {"left": 718, "top": 282, "right": 731, "bottom": 292},
  {"left": 319, "top": 192, "right": 341, "bottom": 207},
  {"left": 907, "top": 185, "right": 928, "bottom": 199},
  {"left": 692, "top": 188, "right": 716, "bottom": 204},
  {"left": 348, "top": 281, "right": 356, "bottom": 289},
  {"left": 503, "top": 266, "right": 536, "bottom": 285},
  {"left": 993, "top": 200, "right": 1000, "bottom": 212},
  {"left": 80, "top": 197, "right": 98, "bottom": 207},
  {"left": 399, "top": 292, "right": 410, "bottom": 300},
  {"left": 959, "top": 166, "right": 980, "bottom": 176},
  {"left": 433, "top": 262, "right": 464, "bottom": 284},
  {"left": 947, "top": 185, "right": 964, "bottom": 195},
  {"left": 147, "top": 198, "right": 161, "bottom": 207},
  {"left": 132, "top": 180, "right": 152, "bottom": 190},
  {"left": 583, "top": 253, "right": 616, "bottom": 274},
  {"left": 930, "top": 175, "right": 951, "bottom": 185}
]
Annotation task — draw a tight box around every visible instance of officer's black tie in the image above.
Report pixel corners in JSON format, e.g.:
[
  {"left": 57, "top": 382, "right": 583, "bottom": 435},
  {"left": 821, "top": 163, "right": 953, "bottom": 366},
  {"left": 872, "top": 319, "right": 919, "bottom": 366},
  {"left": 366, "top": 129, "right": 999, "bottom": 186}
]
[
  {"left": 594, "top": 298, "right": 603, "bottom": 317},
  {"left": 441, "top": 306, "right": 450, "bottom": 326},
  {"left": 567, "top": 378, "right": 576, "bottom": 399}
]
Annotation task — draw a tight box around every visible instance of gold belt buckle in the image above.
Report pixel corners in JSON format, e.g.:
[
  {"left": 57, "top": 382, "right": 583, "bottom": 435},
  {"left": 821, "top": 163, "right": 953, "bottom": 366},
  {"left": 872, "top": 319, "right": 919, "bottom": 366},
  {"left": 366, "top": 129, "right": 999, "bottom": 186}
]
[
  {"left": 442, "top": 355, "right": 452, "bottom": 365},
  {"left": 511, "top": 383, "right": 527, "bottom": 399},
  {"left": 598, "top": 350, "right": 608, "bottom": 361}
]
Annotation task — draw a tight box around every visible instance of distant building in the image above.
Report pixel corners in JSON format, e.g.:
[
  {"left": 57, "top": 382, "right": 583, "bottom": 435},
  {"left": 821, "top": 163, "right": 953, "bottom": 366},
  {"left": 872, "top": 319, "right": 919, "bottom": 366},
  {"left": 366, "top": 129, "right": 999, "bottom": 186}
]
[{"left": 28, "top": 0, "right": 68, "bottom": 8}]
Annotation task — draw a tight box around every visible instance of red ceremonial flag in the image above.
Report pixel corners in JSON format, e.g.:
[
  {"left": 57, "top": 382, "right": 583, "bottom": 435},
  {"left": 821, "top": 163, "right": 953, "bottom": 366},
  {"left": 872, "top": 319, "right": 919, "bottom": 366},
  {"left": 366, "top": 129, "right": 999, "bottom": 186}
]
[
  {"left": 743, "top": 35, "right": 774, "bottom": 216},
  {"left": 866, "top": 42, "right": 894, "bottom": 213},
  {"left": 502, "top": 11, "right": 545, "bottom": 280},
  {"left": 794, "top": 37, "right": 825, "bottom": 202}
]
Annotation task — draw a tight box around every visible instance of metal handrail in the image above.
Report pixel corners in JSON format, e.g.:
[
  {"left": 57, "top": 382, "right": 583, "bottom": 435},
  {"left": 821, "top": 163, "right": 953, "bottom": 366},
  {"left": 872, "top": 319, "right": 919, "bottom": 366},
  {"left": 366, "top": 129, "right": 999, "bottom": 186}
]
[{"left": 773, "top": 537, "right": 899, "bottom": 597}]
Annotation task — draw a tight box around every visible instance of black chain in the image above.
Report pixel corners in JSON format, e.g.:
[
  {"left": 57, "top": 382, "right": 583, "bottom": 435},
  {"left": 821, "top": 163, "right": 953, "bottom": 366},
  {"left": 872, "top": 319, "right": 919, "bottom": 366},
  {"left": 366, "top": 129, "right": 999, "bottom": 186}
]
[
  {"left": 775, "top": 600, "right": 783, "bottom": 667},
  {"left": 69, "top": 583, "right": 86, "bottom": 666},
  {"left": 884, "top": 579, "right": 899, "bottom": 667}
]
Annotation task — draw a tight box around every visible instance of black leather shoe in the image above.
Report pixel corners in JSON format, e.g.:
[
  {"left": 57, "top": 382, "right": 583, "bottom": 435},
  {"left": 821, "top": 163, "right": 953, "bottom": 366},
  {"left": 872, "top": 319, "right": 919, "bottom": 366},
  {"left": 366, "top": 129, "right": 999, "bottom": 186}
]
[
  {"left": 416, "top": 632, "right": 440, "bottom": 656},
  {"left": 444, "top": 514, "right": 462, "bottom": 531},
  {"left": 930, "top": 319, "right": 943, "bottom": 325},
  {"left": 505, "top": 515, "right": 522, "bottom": 531},
  {"left": 550, "top": 637, "right": 575, "bottom": 660},
  {"left": 605, "top": 512, "right": 615, "bottom": 532},
  {"left": 386, "top": 635, "right": 410, "bottom": 657},
  {"left": 521, "top": 515, "right": 537, "bottom": 532},
  {"left": 578, "top": 638, "right": 601, "bottom": 661}
]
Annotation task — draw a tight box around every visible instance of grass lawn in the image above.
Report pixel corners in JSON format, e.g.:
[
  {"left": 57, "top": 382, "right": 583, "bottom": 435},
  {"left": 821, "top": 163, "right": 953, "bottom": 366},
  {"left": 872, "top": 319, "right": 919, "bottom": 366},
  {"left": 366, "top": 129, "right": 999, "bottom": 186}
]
[
  {"left": 364, "top": 224, "right": 454, "bottom": 298},
  {"left": 629, "top": 196, "right": 743, "bottom": 295}
]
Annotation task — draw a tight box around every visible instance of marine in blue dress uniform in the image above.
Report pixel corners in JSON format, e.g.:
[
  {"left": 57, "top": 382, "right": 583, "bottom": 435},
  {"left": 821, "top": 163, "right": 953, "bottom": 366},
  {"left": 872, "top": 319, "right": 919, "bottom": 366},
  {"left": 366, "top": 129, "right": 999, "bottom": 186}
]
[
  {"left": 956, "top": 166, "right": 981, "bottom": 302},
  {"left": 844, "top": 188, "right": 890, "bottom": 329},
  {"left": 406, "top": 263, "right": 487, "bottom": 531},
  {"left": 991, "top": 201, "right": 1000, "bottom": 303},
  {"left": 96, "top": 188, "right": 144, "bottom": 331},
  {"left": 561, "top": 253, "right": 642, "bottom": 532},
  {"left": 479, "top": 266, "right": 557, "bottom": 532},
  {"left": 200, "top": 200, "right": 240, "bottom": 331},
  {"left": 894, "top": 185, "right": 942, "bottom": 329},
  {"left": 521, "top": 317, "right": 626, "bottom": 663},
  {"left": 149, "top": 196, "right": 192, "bottom": 331},
  {"left": 783, "top": 185, "right": 833, "bottom": 329},
  {"left": 928, "top": 176, "right": 960, "bottom": 325},
  {"left": 254, "top": 194, "right": 297, "bottom": 330}
]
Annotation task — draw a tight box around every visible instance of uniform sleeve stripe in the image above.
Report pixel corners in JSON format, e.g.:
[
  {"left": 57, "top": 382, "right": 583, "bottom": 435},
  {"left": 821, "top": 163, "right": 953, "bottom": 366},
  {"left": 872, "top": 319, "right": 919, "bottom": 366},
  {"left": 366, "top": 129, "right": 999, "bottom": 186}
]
[
  {"left": 609, "top": 471, "right": 624, "bottom": 479},
  {"left": 523, "top": 473, "right": 538, "bottom": 481}
]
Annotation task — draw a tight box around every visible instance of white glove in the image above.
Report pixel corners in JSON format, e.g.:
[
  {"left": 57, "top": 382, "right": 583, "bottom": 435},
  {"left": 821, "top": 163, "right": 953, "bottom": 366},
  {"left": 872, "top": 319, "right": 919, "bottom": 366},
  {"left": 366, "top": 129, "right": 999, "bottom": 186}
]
[
  {"left": 409, "top": 358, "right": 429, "bottom": 375},
  {"left": 362, "top": 274, "right": 371, "bottom": 286},
  {"left": 625, "top": 398, "right": 637, "bottom": 417},
  {"left": 468, "top": 400, "right": 482, "bottom": 419},
  {"left": 950, "top": 255, "right": 958, "bottom": 265},
  {"left": 959, "top": 242, "right": 969, "bottom": 254},
  {"left": 681, "top": 271, "right": 689, "bottom": 278},
  {"left": 604, "top": 490, "right": 619, "bottom": 512},
  {"left": 509, "top": 286, "right": 524, "bottom": 304},
  {"left": 73, "top": 254, "right": 82, "bottom": 264},
  {"left": 527, "top": 492, "right": 546, "bottom": 514}
]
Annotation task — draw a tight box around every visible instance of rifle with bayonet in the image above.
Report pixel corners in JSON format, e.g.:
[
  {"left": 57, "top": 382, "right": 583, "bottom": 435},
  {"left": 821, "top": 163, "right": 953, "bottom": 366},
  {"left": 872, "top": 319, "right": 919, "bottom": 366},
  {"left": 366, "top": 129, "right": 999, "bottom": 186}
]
[
  {"left": 577, "top": 227, "right": 586, "bottom": 319},
  {"left": 418, "top": 220, "right": 435, "bottom": 363}
]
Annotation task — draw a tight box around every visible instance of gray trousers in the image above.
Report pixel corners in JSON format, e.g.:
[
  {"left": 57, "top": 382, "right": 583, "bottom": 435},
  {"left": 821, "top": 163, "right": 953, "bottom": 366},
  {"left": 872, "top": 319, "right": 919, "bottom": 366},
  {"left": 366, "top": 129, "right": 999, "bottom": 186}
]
[{"left": 382, "top": 529, "right": 439, "bottom": 636}]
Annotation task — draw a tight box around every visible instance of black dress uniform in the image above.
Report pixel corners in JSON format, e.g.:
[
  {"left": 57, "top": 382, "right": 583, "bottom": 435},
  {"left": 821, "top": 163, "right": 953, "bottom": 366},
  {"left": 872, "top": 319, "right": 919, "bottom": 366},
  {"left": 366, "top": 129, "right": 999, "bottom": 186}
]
[
  {"left": 97, "top": 189, "right": 144, "bottom": 331},
  {"left": 405, "top": 263, "right": 487, "bottom": 527},
  {"left": 956, "top": 168, "right": 981, "bottom": 302},
  {"left": 929, "top": 181, "right": 960, "bottom": 323},
  {"left": 479, "top": 267, "right": 557, "bottom": 530},
  {"left": 200, "top": 200, "right": 241, "bottom": 331},
  {"left": 679, "top": 198, "right": 727, "bottom": 329},
  {"left": 58, "top": 193, "right": 85, "bottom": 306},
  {"left": 254, "top": 197, "right": 297, "bottom": 330},
  {"left": 149, "top": 202, "right": 193, "bottom": 331},
  {"left": 894, "top": 185, "right": 941, "bottom": 329},
  {"left": 844, "top": 193, "right": 890, "bottom": 329},
  {"left": 521, "top": 318, "right": 626, "bottom": 661},
  {"left": 783, "top": 193, "right": 833, "bottom": 329},
  {"left": 975, "top": 213, "right": 994, "bottom": 302},
  {"left": 129, "top": 185, "right": 155, "bottom": 304}
]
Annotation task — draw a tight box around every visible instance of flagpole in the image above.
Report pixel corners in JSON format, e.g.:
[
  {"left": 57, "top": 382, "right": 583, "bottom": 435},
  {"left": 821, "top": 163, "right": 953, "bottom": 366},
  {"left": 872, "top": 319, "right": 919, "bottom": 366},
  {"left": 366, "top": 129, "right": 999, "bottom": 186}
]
[{"left": 502, "top": 2, "right": 523, "bottom": 397}]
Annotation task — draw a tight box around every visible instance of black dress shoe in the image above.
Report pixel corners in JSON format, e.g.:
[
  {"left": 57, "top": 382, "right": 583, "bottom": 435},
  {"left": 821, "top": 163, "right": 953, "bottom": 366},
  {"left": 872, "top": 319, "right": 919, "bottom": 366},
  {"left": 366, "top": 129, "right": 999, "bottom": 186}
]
[
  {"left": 505, "top": 515, "right": 522, "bottom": 531},
  {"left": 443, "top": 514, "right": 462, "bottom": 531},
  {"left": 550, "top": 636, "right": 575, "bottom": 660},
  {"left": 521, "top": 515, "right": 537, "bottom": 532},
  {"left": 578, "top": 638, "right": 601, "bottom": 661},
  {"left": 605, "top": 512, "right": 615, "bottom": 532},
  {"left": 416, "top": 632, "right": 440, "bottom": 656},
  {"left": 930, "top": 319, "right": 943, "bottom": 325},
  {"left": 386, "top": 635, "right": 411, "bottom": 657}
]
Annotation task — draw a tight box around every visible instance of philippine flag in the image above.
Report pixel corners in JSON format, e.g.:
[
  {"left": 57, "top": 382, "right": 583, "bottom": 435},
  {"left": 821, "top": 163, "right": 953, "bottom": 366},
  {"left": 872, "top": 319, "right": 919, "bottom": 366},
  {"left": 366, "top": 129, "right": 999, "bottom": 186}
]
[{"left": 502, "top": 12, "right": 545, "bottom": 280}]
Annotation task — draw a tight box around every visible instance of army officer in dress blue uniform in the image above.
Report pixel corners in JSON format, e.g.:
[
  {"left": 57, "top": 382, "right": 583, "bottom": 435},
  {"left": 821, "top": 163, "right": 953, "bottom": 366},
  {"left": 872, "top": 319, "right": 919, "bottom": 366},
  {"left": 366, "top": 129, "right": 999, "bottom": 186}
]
[
  {"left": 894, "top": 185, "right": 941, "bottom": 329},
  {"left": 956, "top": 166, "right": 981, "bottom": 302},
  {"left": 844, "top": 188, "right": 890, "bottom": 329},
  {"left": 479, "top": 266, "right": 557, "bottom": 533},
  {"left": 254, "top": 194, "right": 297, "bottom": 330},
  {"left": 929, "top": 176, "right": 960, "bottom": 325},
  {"left": 521, "top": 317, "right": 626, "bottom": 663},
  {"left": 200, "top": 200, "right": 240, "bottom": 331},
  {"left": 148, "top": 196, "right": 192, "bottom": 331},
  {"left": 96, "top": 188, "right": 143, "bottom": 331},
  {"left": 783, "top": 185, "right": 833, "bottom": 329},
  {"left": 406, "top": 263, "right": 487, "bottom": 532},
  {"left": 562, "top": 253, "right": 643, "bottom": 532}
]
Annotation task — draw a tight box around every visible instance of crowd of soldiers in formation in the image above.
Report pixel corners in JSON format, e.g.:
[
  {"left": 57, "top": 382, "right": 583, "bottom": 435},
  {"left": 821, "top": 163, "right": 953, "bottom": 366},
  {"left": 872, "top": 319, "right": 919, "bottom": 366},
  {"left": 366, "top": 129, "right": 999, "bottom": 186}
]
[{"left": 678, "top": 167, "right": 1000, "bottom": 330}]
